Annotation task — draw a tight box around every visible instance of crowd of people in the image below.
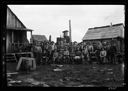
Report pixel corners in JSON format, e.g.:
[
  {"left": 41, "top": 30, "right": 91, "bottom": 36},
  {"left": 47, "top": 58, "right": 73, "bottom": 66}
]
[{"left": 18, "top": 40, "right": 124, "bottom": 65}]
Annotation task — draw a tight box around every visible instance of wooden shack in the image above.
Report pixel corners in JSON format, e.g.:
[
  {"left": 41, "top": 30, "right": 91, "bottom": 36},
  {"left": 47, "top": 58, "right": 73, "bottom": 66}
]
[
  {"left": 82, "top": 23, "right": 124, "bottom": 53},
  {"left": 30, "top": 35, "right": 48, "bottom": 45},
  {"left": 6, "top": 7, "right": 33, "bottom": 53}
]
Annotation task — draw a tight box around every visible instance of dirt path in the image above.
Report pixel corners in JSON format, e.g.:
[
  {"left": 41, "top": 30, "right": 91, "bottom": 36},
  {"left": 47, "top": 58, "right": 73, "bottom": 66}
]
[{"left": 7, "top": 63, "right": 124, "bottom": 87}]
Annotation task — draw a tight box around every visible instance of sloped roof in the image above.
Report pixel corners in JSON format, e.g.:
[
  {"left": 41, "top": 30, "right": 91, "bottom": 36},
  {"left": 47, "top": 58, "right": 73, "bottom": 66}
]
[
  {"left": 6, "top": 27, "right": 33, "bottom": 31},
  {"left": 32, "top": 35, "right": 48, "bottom": 42},
  {"left": 6, "top": 7, "right": 33, "bottom": 32},
  {"left": 7, "top": 7, "right": 26, "bottom": 29},
  {"left": 82, "top": 23, "right": 124, "bottom": 41}
]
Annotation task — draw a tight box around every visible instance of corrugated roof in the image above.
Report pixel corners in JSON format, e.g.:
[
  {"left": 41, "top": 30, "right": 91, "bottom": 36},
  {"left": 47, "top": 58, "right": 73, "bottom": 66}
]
[
  {"left": 82, "top": 23, "right": 124, "bottom": 41},
  {"left": 32, "top": 35, "right": 48, "bottom": 42}
]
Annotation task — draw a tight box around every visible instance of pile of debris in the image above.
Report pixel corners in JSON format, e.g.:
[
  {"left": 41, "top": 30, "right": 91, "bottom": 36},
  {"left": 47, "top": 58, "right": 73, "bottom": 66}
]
[
  {"left": 7, "top": 72, "right": 22, "bottom": 86},
  {"left": 22, "top": 78, "right": 49, "bottom": 87},
  {"left": 7, "top": 72, "right": 49, "bottom": 87},
  {"left": 52, "top": 64, "right": 64, "bottom": 72}
]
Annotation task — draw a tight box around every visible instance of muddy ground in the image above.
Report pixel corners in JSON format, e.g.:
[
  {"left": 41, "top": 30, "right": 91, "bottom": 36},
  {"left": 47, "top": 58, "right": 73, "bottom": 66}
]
[{"left": 6, "top": 62, "right": 124, "bottom": 87}]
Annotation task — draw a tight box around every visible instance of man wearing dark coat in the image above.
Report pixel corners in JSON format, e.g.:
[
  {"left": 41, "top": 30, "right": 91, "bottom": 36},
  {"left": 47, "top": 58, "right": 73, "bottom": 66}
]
[{"left": 109, "top": 43, "right": 117, "bottom": 64}]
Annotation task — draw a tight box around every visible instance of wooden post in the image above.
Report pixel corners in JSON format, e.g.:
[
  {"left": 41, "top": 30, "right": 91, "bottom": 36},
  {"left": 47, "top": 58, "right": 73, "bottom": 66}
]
[
  {"left": 30, "top": 31, "right": 33, "bottom": 44},
  {"left": 31, "top": 31, "right": 32, "bottom": 37},
  {"left": 12, "top": 31, "right": 14, "bottom": 43},
  {"left": 11, "top": 31, "right": 14, "bottom": 52}
]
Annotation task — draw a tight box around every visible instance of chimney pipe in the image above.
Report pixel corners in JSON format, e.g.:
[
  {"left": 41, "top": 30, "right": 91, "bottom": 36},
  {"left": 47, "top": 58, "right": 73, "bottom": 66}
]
[{"left": 110, "top": 22, "right": 113, "bottom": 27}]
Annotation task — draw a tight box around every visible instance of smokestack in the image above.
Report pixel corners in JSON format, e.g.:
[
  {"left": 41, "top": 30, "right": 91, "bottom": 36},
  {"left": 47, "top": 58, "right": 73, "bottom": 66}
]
[
  {"left": 69, "top": 20, "right": 72, "bottom": 43},
  {"left": 49, "top": 35, "right": 51, "bottom": 42}
]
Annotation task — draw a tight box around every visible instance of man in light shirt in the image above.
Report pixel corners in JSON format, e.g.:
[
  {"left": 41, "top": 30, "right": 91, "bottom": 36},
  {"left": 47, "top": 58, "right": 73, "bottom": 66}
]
[
  {"left": 63, "top": 48, "right": 69, "bottom": 64},
  {"left": 100, "top": 48, "right": 107, "bottom": 64}
]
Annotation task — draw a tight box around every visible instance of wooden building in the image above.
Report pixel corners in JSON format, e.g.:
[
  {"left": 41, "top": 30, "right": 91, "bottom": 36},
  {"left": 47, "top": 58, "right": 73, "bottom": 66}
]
[
  {"left": 82, "top": 23, "right": 124, "bottom": 53},
  {"left": 30, "top": 35, "right": 48, "bottom": 45},
  {"left": 6, "top": 7, "right": 33, "bottom": 53}
]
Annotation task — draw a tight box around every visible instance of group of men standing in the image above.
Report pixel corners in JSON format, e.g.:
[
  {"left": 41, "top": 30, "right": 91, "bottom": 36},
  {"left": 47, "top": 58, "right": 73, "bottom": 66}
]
[
  {"left": 82, "top": 41, "right": 118, "bottom": 64},
  {"left": 29, "top": 40, "right": 123, "bottom": 65}
]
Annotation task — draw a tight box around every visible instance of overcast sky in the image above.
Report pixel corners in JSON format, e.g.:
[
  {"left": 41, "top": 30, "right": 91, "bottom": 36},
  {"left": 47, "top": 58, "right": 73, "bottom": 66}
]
[{"left": 8, "top": 5, "right": 125, "bottom": 42}]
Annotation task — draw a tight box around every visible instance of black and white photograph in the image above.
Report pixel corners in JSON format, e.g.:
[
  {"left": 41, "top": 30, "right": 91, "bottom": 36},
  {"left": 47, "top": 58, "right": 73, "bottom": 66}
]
[{"left": 3, "top": 5, "right": 125, "bottom": 87}]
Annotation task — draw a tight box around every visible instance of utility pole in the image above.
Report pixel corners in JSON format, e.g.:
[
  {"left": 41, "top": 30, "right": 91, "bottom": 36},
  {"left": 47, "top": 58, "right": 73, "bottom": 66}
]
[{"left": 69, "top": 20, "right": 72, "bottom": 43}]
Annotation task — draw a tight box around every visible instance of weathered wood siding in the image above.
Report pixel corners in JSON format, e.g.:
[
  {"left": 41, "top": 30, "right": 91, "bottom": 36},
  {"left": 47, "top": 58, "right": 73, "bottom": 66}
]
[
  {"left": 6, "top": 7, "right": 28, "bottom": 53},
  {"left": 6, "top": 31, "right": 12, "bottom": 52},
  {"left": 83, "top": 23, "right": 124, "bottom": 41},
  {"left": 6, "top": 7, "right": 26, "bottom": 29}
]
